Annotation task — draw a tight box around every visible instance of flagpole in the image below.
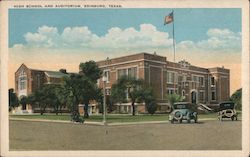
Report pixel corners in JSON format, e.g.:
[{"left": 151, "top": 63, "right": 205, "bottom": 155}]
[
  {"left": 172, "top": 10, "right": 176, "bottom": 94},
  {"left": 165, "top": 10, "right": 176, "bottom": 94},
  {"left": 172, "top": 10, "right": 176, "bottom": 63}
]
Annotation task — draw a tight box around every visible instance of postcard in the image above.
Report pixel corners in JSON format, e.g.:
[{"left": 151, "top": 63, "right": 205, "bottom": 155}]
[{"left": 0, "top": 0, "right": 249, "bottom": 157}]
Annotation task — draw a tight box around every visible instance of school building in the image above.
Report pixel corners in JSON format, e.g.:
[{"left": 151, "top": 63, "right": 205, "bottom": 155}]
[
  {"left": 96, "top": 52, "right": 230, "bottom": 113},
  {"left": 14, "top": 52, "right": 230, "bottom": 114}
]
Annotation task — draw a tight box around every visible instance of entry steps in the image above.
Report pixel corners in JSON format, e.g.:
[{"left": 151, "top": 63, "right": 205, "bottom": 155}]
[{"left": 197, "top": 103, "right": 214, "bottom": 112}]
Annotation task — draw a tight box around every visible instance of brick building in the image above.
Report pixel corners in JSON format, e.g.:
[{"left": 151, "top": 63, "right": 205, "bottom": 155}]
[
  {"left": 14, "top": 64, "right": 98, "bottom": 114},
  {"left": 14, "top": 64, "right": 70, "bottom": 113},
  {"left": 14, "top": 52, "right": 230, "bottom": 114},
  {"left": 96, "top": 52, "right": 230, "bottom": 113}
]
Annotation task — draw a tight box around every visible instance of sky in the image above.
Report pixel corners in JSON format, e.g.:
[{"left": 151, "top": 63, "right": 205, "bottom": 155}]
[{"left": 8, "top": 8, "right": 242, "bottom": 94}]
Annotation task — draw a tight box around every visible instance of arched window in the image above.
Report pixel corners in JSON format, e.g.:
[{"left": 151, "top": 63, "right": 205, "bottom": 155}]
[
  {"left": 19, "top": 70, "right": 27, "bottom": 91},
  {"left": 182, "top": 90, "right": 185, "bottom": 99}
]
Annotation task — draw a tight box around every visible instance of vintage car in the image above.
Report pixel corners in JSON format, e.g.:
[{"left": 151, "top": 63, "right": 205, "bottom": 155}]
[
  {"left": 169, "top": 102, "right": 198, "bottom": 123},
  {"left": 217, "top": 102, "right": 238, "bottom": 121}
]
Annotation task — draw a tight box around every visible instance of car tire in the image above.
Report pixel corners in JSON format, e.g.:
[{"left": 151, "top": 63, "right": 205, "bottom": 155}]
[
  {"left": 194, "top": 117, "right": 198, "bottom": 123},
  {"left": 187, "top": 119, "right": 191, "bottom": 123},
  {"left": 219, "top": 116, "right": 223, "bottom": 121},
  {"left": 174, "top": 111, "right": 183, "bottom": 120},
  {"left": 231, "top": 116, "right": 235, "bottom": 121},
  {"left": 225, "top": 109, "right": 234, "bottom": 118},
  {"left": 179, "top": 119, "right": 182, "bottom": 123},
  {"left": 170, "top": 119, "right": 174, "bottom": 124}
]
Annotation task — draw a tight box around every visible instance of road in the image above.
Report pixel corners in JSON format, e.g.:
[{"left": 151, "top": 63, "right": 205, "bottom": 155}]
[{"left": 9, "top": 120, "right": 241, "bottom": 150}]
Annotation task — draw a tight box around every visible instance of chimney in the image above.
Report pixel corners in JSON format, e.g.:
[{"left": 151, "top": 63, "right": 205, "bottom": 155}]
[{"left": 59, "top": 69, "right": 67, "bottom": 74}]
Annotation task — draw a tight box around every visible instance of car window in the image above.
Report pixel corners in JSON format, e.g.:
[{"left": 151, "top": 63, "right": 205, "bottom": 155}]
[
  {"left": 174, "top": 104, "right": 189, "bottom": 109},
  {"left": 220, "top": 103, "right": 234, "bottom": 110}
]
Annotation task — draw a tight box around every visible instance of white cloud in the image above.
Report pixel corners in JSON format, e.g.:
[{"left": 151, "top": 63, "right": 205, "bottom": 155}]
[
  {"left": 61, "top": 26, "right": 99, "bottom": 47},
  {"left": 24, "top": 25, "right": 59, "bottom": 48},
  {"left": 16, "top": 24, "right": 173, "bottom": 51},
  {"left": 14, "top": 25, "right": 241, "bottom": 53},
  {"left": 177, "top": 28, "right": 241, "bottom": 53}
]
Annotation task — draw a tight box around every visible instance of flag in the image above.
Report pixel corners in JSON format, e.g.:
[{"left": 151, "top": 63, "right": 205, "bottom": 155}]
[{"left": 164, "top": 12, "right": 174, "bottom": 25}]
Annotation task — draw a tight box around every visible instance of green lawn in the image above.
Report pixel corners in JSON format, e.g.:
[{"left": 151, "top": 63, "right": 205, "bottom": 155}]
[{"left": 9, "top": 112, "right": 232, "bottom": 123}]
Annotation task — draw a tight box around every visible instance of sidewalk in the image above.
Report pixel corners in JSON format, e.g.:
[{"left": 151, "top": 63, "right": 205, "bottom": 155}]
[{"left": 9, "top": 117, "right": 218, "bottom": 126}]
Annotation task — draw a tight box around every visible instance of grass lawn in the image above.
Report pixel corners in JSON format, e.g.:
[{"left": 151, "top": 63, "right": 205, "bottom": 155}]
[{"left": 9, "top": 112, "right": 236, "bottom": 123}]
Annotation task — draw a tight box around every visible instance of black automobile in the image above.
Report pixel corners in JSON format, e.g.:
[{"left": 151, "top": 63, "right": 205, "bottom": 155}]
[
  {"left": 169, "top": 102, "right": 198, "bottom": 123},
  {"left": 217, "top": 102, "right": 238, "bottom": 121}
]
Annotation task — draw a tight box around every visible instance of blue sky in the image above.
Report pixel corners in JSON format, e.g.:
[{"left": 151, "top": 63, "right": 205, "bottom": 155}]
[{"left": 9, "top": 8, "right": 241, "bottom": 47}]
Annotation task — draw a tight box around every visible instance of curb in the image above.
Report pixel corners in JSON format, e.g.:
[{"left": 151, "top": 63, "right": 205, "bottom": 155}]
[
  {"left": 10, "top": 117, "right": 221, "bottom": 126},
  {"left": 10, "top": 118, "right": 104, "bottom": 126}
]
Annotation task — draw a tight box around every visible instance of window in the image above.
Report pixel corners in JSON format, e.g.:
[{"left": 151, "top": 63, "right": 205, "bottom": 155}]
[
  {"left": 167, "top": 89, "right": 176, "bottom": 95},
  {"left": 192, "top": 75, "right": 198, "bottom": 82},
  {"left": 211, "top": 77, "right": 215, "bottom": 86},
  {"left": 37, "top": 74, "right": 41, "bottom": 88},
  {"left": 199, "top": 91, "right": 204, "bottom": 101},
  {"left": 182, "top": 75, "right": 187, "bottom": 82},
  {"left": 167, "top": 72, "right": 176, "bottom": 84},
  {"left": 19, "top": 70, "right": 27, "bottom": 90},
  {"left": 105, "top": 88, "right": 111, "bottom": 95},
  {"left": 182, "top": 90, "right": 186, "bottom": 99},
  {"left": 128, "top": 67, "right": 137, "bottom": 78},
  {"left": 178, "top": 76, "right": 183, "bottom": 82},
  {"left": 199, "top": 77, "right": 204, "bottom": 86},
  {"left": 104, "top": 70, "right": 110, "bottom": 82},
  {"left": 124, "top": 106, "right": 128, "bottom": 112},
  {"left": 118, "top": 69, "right": 126, "bottom": 79},
  {"left": 211, "top": 91, "right": 216, "bottom": 100},
  {"left": 117, "top": 67, "right": 137, "bottom": 79}
]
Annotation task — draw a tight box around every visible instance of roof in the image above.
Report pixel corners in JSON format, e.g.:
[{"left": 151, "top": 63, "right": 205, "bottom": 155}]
[
  {"left": 44, "top": 71, "right": 70, "bottom": 78},
  {"left": 96, "top": 52, "right": 167, "bottom": 67}
]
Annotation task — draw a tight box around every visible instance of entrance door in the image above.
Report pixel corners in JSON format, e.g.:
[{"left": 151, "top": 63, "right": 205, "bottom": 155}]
[{"left": 191, "top": 91, "right": 197, "bottom": 104}]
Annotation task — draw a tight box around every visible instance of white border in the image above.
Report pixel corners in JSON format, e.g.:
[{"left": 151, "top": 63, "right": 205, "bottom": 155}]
[{"left": 1, "top": 0, "right": 249, "bottom": 157}]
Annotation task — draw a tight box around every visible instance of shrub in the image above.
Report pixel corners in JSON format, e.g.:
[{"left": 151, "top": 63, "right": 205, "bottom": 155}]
[{"left": 146, "top": 100, "right": 157, "bottom": 115}]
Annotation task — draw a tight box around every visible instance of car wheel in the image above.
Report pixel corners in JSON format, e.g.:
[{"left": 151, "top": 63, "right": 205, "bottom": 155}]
[
  {"left": 219, "top": 116, "right": 223, "bottom": 121},
  {"left": 179, "top": 119, "right": 182, "bottom": 123},
  {"left": 231, "top": 116, "right": 234, "bottom": 121},
  {"left": 235, "top": 116, "right": 238, "bottom": 121},
  {"left": 225, "top": 109, "right": 234, "bottom": 118},
  {"left": 194, "top": 117, "right": 198, "bottom": 123},
  {"left": 174, "top": 111, "right": 183, "bottom": 120},
  {"left": 170, "top": 119, "right": 174, "bottom": 124},
  {"left": 187, "top": 119, "right": 191, "bottom": 123}
]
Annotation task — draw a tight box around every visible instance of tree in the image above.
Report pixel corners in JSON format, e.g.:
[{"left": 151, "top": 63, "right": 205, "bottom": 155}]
[
  {"left": 106, "top": 95, "right": 116, "bottom": 113},
  {"left": 230, "top": 88, "right": 242, "bottom": 110},
  {"left": 145, "top": 100, "right": 157, "bottom": 115},
  {"left": 63, "top": 74, "right": 85, "bottom": 121},
  {"left": 166, "top": 93, "right": 183, "bottom": 111},
  {"left": 63, "top": 73, "right": 101, "bottom": 120},
  {"left": 28, "top": 87, "right": 47, "bottom": 115},
  {"left": 8, "top": 88, "right": 19, "bottom": 112},
  {"left": 54, "top": 85, "right": 68, "bottom": 115},
  {"left": 42, "top": 84, "right": 66, "bottom": 115},
  {"left": 111, "top": 76, "right": 156, "bottom": 116},
  {"left": 79, "top": 61, "right": 102, "bottom": 117},
  {"left": 19, "top": 96, "right": 28, "bottom": 110},
  {"left": 79, "top": 60, "right": 102, "bottom": 83},
  {"left": 139, "top": 86, "right": 157, "bottom": 115},
  {"left": 110, "top": 83, "right": 127, "bottom": 103}
]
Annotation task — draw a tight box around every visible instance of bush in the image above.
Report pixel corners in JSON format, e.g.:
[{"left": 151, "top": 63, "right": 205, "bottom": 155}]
[
  {"left": 230, "top": 88, "right": 242, "bottom": 110},
  {"left": 146, "top": 100, "right": 157, "bottom": 115},
  {"left": 71, "top": 111, "right": 84, "bottom": 123}
]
